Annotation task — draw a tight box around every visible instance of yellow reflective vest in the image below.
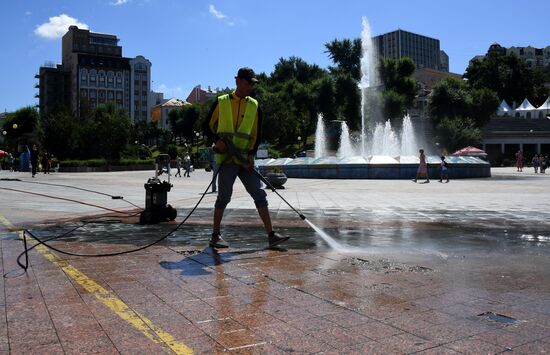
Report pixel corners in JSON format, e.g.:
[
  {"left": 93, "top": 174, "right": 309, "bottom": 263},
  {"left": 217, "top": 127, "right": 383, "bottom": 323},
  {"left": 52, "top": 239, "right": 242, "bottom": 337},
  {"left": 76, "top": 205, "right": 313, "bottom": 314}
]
[{"left": 215, "top": 94, "right": 258, "bottom": 164}]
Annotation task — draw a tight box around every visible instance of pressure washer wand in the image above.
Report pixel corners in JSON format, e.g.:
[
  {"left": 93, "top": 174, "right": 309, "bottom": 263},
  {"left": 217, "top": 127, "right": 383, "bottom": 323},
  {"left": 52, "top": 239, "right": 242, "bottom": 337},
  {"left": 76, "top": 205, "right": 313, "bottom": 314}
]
[
  {"left": 251, "top": 168, "right": 306, "bottom": 220},
  {"left": 218, "top": 138, "right": 307, "bottom": 221}
]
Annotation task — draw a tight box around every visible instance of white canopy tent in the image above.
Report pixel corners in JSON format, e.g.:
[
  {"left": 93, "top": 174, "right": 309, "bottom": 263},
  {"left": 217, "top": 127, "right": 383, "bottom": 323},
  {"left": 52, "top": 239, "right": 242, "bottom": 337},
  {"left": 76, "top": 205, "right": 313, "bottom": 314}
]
[
  {"left": 496, "top": 100, "right": 513, "bottom": 116},
  {"left": 514, "top": 98, "right": 537, "bottom": 118},
  {"left": 536, "top": 96, "right": 550, "bottom": 118}
]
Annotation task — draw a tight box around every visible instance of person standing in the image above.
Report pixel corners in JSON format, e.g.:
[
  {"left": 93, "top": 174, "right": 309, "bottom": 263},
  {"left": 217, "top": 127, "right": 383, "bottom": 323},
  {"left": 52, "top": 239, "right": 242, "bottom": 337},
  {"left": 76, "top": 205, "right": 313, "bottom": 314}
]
[
  {"left": 41, "top": 151, "right": 51, "bottom": 174},
  {"left": 531, "top": 153, "right": 540, "bottom": 174},
  {"left": 541, "top": 154, "right": 548, "bottom": 174},
  {"left": 6, "top": 153, "right": 14, "bottom": 172},
  {"left": 30, "top": 144, "right": 39, "bottom": 178},
  {"left": 202, "top": 67, "right": 289, "bottom": 249},
  {"left": 414, "top": 148, "right": 430, "bottom": 183},
  {"left": 174, "top": 156, "right": 182, "bottom": 177},
  {"left": 515, "top": 150, "right": 524, "bottom": 172}
]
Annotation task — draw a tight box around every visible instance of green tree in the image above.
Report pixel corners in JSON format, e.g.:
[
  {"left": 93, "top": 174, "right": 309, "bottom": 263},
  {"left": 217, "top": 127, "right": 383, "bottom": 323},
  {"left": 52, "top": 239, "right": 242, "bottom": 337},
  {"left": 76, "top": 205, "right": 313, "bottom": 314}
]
[
  {"left": 429, "top": 77, "right": 471, "bottom": 127},
  {"left": 41, "top": 109, "right": 79, "bottom": 160},
  {"left": 324, "top": 38, "right": 362, "bottom": 80},
  {"left": 169, "top": 105, "right": 200, "bottom": 144},
  {"left": 2, "top": 106, "right": 41, "bottom": 150},
  {"left": 78, "top": 103, "right": 132, "bottom": 160},
  {"left": 256, "top": 57, "right": 328, "bottom": 148},
  {"left": 324, "top": 38, "right": 362, "bottom": 129},
  {"left": 470, "top": 87, "right": 500, "bottom": 127},
  {"left": 435, "top": 117, "right": 482, "bottom": 153},
  {"left": 428, "top": 77, "right": 495, "bottom": 152},
  {"left": 464, "top": 52, "right": 549, "bottom": 106},
  {"left": 379, "top": 58, "right": 418, "bottom": 126}
]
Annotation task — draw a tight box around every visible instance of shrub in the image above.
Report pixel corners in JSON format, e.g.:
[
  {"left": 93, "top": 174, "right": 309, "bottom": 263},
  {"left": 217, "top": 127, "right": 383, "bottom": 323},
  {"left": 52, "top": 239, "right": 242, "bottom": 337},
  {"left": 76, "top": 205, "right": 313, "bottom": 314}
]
[
  {"left": 61, "top": 159, "right": 107, "bottom": 167},
  {"left": 118, "top": 158, "right": 154, "bottom": 166}
]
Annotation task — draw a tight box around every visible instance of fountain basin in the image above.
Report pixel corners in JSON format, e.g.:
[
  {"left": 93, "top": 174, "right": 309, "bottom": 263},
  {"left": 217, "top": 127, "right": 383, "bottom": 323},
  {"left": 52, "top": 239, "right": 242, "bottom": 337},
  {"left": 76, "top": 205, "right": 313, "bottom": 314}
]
[{"left": 257, "top": 155, "right": 491, "bottom": 179}]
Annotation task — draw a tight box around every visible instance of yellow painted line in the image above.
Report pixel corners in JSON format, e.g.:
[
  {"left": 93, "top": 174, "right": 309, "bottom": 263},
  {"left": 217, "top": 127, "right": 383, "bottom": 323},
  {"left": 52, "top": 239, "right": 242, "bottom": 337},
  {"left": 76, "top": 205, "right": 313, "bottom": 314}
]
[
  {"left": 0, "top": 214, "right": 193, "bottom": 355},
  {"left": 0, "top": 214, "right": 16, "bottom": 231}
]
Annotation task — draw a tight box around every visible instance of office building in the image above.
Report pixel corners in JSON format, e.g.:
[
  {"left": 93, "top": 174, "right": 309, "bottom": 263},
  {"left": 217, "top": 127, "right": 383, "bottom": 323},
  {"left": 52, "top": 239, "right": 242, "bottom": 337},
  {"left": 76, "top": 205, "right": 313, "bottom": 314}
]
[{"left": 373, "top": 29, "right": 448, "bottom": 72}]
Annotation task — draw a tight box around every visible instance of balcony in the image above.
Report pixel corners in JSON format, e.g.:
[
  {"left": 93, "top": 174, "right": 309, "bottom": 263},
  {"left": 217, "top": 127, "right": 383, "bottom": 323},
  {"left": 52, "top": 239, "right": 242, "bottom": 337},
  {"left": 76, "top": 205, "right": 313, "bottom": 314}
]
[{"left": 34, "top": 73, "right": 40, "bottom": 79}]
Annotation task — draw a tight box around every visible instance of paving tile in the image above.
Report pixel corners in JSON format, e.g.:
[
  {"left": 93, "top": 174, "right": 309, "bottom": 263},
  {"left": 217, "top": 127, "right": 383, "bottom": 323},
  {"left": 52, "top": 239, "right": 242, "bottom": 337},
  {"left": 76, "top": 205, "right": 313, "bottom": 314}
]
[
  {"left": 511, "top": 340, "right": 550, "bottom": 353},
  {"left": 348, "top": 321, "right": 403, "bottom": 340},
  {"left": 310, "top": 324, "right": 372, "bottom": 349},
  {"left": 471, "top": 329, "right": 530, "bottom": 348},
  {"left": 445, "top": 336, "right": 510, "bottom": 354},
  {"left": 377, "top": 332, "right": 436, "bottom": 353},
  {"left": 8, "top": 342, "right": 65, "bottom": 355},
  {"left": 210, "top": 328, "right": 264, "bottom": 350}
]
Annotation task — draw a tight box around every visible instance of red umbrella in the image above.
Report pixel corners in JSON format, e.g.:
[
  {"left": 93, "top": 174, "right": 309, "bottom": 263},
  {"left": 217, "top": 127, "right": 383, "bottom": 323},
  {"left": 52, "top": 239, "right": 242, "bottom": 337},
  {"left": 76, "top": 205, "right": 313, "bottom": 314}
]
[
  {"left": 452, "top": 146, "right": 487, "bottom": 157},
  {"left": 0, "top": 150, "right": 6, "bottom": 158}
]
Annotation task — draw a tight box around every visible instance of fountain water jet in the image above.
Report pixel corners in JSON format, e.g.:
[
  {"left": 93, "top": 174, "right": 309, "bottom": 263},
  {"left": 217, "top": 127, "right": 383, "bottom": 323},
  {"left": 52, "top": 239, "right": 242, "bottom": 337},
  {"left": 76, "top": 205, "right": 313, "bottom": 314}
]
[
  {"left": 256, "top": 17, "right": 490, "bottom": 180},
  {"left": 314, "top": 114, "right": 327, "bottom": 159}
]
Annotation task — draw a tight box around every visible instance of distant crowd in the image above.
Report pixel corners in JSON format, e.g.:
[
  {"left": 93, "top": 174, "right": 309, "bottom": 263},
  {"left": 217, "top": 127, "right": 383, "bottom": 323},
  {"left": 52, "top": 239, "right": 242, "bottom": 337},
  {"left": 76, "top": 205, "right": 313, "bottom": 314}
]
[
  {"left": 515, "top": 150, "right": 548, "bottom": 173},
  {"left": 0, "top": 144, "right": 55, "bottom": 177}
]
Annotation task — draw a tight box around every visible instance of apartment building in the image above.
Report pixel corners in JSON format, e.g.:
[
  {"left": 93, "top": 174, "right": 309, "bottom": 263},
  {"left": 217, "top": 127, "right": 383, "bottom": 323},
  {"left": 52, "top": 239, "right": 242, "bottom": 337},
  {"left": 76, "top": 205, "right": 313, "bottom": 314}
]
[{"left": 37, "top": 26, "right": 152, "bottom": 122}]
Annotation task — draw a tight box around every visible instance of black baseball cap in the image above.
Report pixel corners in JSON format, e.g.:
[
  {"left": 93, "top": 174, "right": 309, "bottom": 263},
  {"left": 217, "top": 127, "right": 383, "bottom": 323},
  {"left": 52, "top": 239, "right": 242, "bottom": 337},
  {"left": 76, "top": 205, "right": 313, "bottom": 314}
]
[{"left": 236, "top": 67, "right": 258, "bottom": 83}]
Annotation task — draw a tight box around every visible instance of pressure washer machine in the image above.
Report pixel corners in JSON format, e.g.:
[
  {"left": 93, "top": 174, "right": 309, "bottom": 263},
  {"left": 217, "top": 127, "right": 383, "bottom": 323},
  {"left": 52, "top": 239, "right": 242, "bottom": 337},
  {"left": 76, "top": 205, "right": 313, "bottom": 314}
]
[{"left": 139, "top": 154, "right": 177, "bottom": 224}]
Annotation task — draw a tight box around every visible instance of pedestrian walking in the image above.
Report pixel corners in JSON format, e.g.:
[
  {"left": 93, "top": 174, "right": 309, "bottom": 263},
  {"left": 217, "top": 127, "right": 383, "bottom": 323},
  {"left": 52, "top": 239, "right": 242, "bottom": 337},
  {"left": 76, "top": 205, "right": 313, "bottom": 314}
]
[
  {"left": 515, "top": 150, "right": 524, "bottom": 172},
  {"left": 30, "top": 144, "right": 39, "bottom": 178},
  {"left": 438, "top": 156, "right": 450, "bottom": 183},
  {"left": 414, "top": 148, "right": 430, "bottom": 183},
  {"left": 174, "top": 156, "right": 182, "bottom": 177},
  {"left": 183, "top": 155, "right": 191, "bottom": 177},
  {"left": 202, "top": 67, "right": 289, "bottom": 249}
]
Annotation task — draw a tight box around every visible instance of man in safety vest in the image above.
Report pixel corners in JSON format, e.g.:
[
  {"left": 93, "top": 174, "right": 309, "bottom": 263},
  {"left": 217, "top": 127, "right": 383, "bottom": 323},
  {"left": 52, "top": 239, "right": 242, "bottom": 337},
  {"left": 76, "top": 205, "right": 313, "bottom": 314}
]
[{"left": 202, "top": 67, "right": 289, "bottom": 249}]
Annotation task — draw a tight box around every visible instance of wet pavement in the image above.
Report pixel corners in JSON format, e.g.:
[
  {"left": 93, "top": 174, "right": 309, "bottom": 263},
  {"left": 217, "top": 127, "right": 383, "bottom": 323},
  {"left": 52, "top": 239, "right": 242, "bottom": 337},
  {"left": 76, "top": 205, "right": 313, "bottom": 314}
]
[{"left": 0, "top": 167, "right": 549, "bottom": 354}]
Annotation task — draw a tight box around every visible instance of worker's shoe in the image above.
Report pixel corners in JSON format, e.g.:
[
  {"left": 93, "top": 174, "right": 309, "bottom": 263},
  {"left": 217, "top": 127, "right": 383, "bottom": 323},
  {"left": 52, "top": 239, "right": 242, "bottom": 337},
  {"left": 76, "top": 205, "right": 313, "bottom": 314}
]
[
  {"left": 209, "top": 232, "right": 229, "bottom": 248},
  {"left": 268, "top": 231, "right": 289, "bottom": 248}
]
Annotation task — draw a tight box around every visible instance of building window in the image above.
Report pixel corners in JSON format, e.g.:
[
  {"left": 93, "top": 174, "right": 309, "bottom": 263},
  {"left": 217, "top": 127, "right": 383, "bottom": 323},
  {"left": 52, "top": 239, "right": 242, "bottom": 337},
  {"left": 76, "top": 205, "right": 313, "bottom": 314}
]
[{"left": 108, "top": 91, "right": 114, "bottom": 100}]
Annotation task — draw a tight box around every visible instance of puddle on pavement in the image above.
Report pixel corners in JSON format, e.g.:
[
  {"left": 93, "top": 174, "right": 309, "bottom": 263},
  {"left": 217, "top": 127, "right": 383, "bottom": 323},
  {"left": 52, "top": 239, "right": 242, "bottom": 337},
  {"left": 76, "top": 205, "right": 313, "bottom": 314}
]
[
  {"left": 477, "top": 312, "right": 519, "bottom": 325},
  {"left": 343, "top": 257, "right": 433, "bottom": 273},
  {"left": 30, "top": 207, "right": 550, "bottom": 257}
]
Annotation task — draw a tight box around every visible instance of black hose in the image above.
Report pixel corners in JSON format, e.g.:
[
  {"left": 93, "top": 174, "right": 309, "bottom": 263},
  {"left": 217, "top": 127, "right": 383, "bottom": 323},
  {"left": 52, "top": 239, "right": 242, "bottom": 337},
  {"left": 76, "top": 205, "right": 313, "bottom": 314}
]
[
  {"left": 15, "top": 168, "right": 219, "bottom": 266},
  {"left": 1, "top": 178, "right": 142, "bottom": 209}
]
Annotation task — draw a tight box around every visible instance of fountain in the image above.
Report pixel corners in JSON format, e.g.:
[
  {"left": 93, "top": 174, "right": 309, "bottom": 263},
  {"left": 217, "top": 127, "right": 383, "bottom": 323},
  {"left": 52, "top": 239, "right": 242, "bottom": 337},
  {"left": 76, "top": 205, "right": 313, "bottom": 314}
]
[{"left": 257, "top": 17, "right": 490, "bottom": 179}]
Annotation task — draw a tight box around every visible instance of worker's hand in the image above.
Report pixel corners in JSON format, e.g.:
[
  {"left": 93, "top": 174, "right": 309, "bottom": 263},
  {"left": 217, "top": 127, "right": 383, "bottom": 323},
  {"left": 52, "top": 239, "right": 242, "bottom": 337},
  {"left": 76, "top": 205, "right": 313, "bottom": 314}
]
[
  {"left": 214, "top": 139, "right": 227, "bottom": 154},
  {"left": 242, "top": 154, "right": 253, "bottom": 171}
]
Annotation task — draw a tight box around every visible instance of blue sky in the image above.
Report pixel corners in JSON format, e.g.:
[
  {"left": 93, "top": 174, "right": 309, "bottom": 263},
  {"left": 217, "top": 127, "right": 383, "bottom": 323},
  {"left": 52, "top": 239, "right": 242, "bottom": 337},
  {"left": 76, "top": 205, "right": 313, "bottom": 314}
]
[{"left": 1, "top": 0, "right": 547, "bottom": 113}]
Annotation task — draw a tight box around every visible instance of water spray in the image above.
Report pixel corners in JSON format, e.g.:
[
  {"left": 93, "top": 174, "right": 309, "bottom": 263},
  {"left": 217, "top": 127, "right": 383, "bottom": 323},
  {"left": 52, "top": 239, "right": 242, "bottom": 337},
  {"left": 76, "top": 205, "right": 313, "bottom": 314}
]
[{"left": 251, "top": 168, "right": 344, "bottom": 249}]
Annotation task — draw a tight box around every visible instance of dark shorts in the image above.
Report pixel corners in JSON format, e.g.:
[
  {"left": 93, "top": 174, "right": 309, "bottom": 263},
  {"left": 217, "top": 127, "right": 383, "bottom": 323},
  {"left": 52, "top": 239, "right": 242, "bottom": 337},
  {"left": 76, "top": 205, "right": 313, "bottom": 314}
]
[{"left": 214, "top": 164, "right": 268, "bottom": 209}]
